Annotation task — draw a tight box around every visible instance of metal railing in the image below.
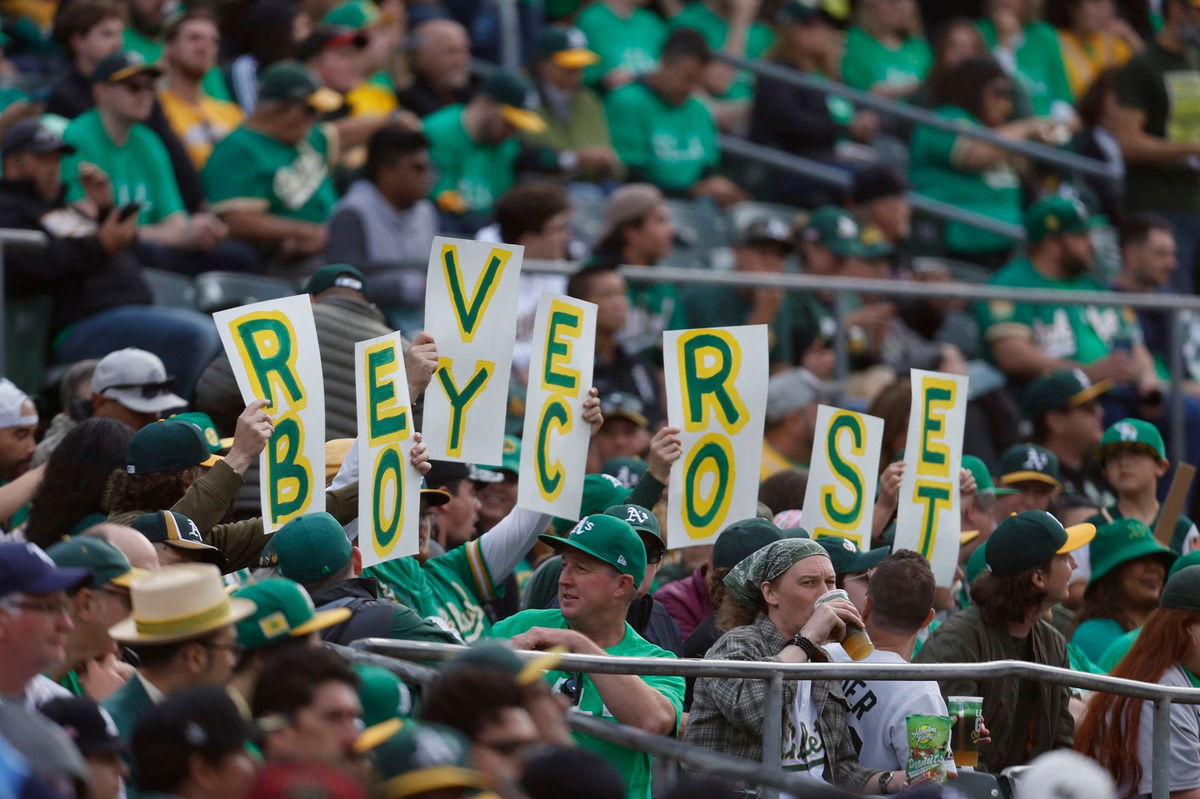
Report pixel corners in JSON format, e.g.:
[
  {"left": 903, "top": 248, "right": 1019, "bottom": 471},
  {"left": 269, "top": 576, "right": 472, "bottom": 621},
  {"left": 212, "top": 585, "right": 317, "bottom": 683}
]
[
  {"left": 357, "top": 638, "right": 1200, "bottom": 799},
  {"left": 717, "top": 53, "right": 1121, "bottom": 181},
  {"left": 522, "top": 258, "right": 1200, "bottom": 468}
]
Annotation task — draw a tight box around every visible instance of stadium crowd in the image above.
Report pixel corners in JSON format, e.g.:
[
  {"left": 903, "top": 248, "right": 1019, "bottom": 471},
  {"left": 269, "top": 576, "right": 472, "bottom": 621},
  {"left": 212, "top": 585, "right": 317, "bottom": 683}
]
[{"left": 3, "top": 0, "right": 1200, "bottom": 796}]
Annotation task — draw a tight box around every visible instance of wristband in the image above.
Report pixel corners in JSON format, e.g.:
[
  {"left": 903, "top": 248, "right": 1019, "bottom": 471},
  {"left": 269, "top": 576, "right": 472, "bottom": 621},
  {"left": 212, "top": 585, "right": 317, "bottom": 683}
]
[{"left": 787, "top": 634, "right": 828, "bottom": 663}]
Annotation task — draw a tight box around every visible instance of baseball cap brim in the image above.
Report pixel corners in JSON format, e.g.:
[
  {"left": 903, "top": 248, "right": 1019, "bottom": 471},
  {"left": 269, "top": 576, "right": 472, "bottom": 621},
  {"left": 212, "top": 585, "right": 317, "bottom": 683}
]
[
  {"left": 468, "top": 465, "right": 504, "bottom": 484},
  {"left": 1090, "top": 537, "right": 1175, "bottom": 585},
  {"left": 421, "top": 488, "right": 452, "bottom": 507},
  {"left": 999, "top": 471, "right": 1062, "bottom": 489},
  {"left": 552, "top": 49, "right": 599, "bottom": 69},
  {"left": 307, "top": 87, "right": 344, "bottom": 113},
  {"left": 102, "top": 387, "right": 187, "bottom": 415},
  {"left": 848, "top": 545, "right": 889, "bottom": 573},
  {"left": 23, "top": 566, "right": 91, "bottom": 594},
  {"left": 1069, "top": 378, "right": 1111, "bottom": 407},
  {"left": 1058, "top": 522, "right": 1097, "bottom": 554},
  {"left": 537, "top": 533, "right": 625, "bottom": 574},
  {"left": 605, "top": 408, "right": 649, "bottom": 428},
  {"left": 290, "top": 606, "right": 352, "bottom": 636},
  {"left": 199, "top": 454, "right": 222, "bottom": 468},
  {"left": 108, "top": 63, "right": 163, "bottom": 83},
  {"left": 165, "top": 539, "right": 229, "bottom": 569},
  {"left": 992, "top": 487, "right": 1019, "bottom": 496},
  {"left": 499, "top": 105, "right": 546, "bottom": 134},
  {"left": 960, "top": 529, "right": 981, "bottom": 545},
  {"left": 383, "top": 766, "right": 494, "bottom": 797},
  {"left": 108, "top": 567, "right": 150, "bottom": 589},
  {"left": 1095, "top": 440, "right": 1164, "bottom": 463}
]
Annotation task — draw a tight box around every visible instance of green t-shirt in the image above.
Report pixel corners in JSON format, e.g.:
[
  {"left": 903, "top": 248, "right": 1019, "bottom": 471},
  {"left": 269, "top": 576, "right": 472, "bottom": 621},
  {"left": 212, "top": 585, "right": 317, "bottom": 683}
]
[
  {"left": 1071, "top": 617, "right": 1126, "bottom": 664},
  {"left": 668, "top": 2, "right": 773, "bottom": 99},
  {"left": 977, "top": 19, "right": 1073, "bottom": 116},
  {"left": 606, "top": 80, "right": 719, "bottom": 191},
  {"left": 202, "top": 124, "right": 338, "bottom": 223},
  {"left": 840, "top": 26, "right": 931, "bottom": 95},
  {"left": 363, "top": 539, "right": 502, "bottom": 643},
  {"left": 908, "top": 105, "right": 1022, "bottom": 255},
  {"left": 577, "top": 3, "right": 667, "bottom": 86},
  {"left": 490, "top": 608, "right": 685, "bottom": 799},
  {"left": 424, "top": 104, "right": 519, "bottom": 216},
  {"left": 975, "top": 257, "right": 1140, "bottom": 364},
  {"left": 62, "top": 110, "right": 184, "bottom": 225},
  {"left": 1116, "top": 41, "right": 1200, "bottom": 214}
]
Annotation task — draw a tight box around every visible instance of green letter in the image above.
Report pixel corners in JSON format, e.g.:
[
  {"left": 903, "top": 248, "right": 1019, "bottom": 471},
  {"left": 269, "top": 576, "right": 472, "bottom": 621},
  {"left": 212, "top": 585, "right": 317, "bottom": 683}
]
[
  {"left": 367, "top": 346, "right": 408, "bottom": 444},
  {"left": 823, "top": 415, "right": 865, "bottom": 525},
  {"left": 372, "top": 446, "right": 403, "bottom": 555},
  {"left": 234, "top": 315, "right": 303, "bottom": 408},
  {"left": 913, "top": 481, "right": 952, "bottom": 558},
  {"left": 435, "top": 358, "right": 495, "bottom": 457},
  {"left": 442, "top": 246, "right": 509, "bottom": 342},
  {"left": 536, "top": 397, "right": 571, "bottom": 501},
  {"left": 267, "top": 415, "right": 311, "bottom": 525}
]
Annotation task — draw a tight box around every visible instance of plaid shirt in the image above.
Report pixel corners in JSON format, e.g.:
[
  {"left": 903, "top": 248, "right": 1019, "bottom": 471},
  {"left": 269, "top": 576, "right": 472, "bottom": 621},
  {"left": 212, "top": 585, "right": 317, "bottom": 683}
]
[{"left": 683, "top": 613, "right": 879, "bottom": 792}]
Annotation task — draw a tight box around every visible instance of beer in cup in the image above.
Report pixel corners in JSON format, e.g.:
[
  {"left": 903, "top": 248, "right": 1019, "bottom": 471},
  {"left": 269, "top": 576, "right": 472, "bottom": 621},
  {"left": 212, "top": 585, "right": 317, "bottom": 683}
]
[
  {"left": 947, "top": 696, "right": 984, "bottom": 769},
  {"left": 815, "top": 588, "right": 873, "bottom": 660}
]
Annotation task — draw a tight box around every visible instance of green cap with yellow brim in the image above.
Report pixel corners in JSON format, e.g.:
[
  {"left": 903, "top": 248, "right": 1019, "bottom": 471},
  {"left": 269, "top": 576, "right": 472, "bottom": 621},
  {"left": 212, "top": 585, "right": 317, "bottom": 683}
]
[
  {"left": 1095, "top": 417, "right": 1166, "bottom": 464},
  {"left": 355, "top": 719, "right": 494, "bottom": 798},
  {"left": 984, "top": 510, "right": 1095, "bottom": 576},
  {"left": 1025, "top": 194, "right": 1092, "bottom": 243},
  {"left": 444, "top": 640, "right": 565, "bottom": 687},
  {"left": 257, "top": 60, "right": 343, "bottom": 114},
  {"left": 996, "top": 443, "right": 1062, "bottom": 489},
  {"left": 536, "top": 26, "right": 599, "bottom": 69},
  {"left": 232, "top": 577, "right": 351, "bottom": 650},
  {"left": 91, "top": 51, "right": 162, "bottom": 84},
  {"left": 46, "top": 536, "right": 146, "bottom": 589},
  {"left": 322, "top": 0, "right": 398, "bottom": 29},
  {"left": 1023, "top": 369, "right": 1111, "bottom": 422},
  {"left": 170, "top": 411, "right": 233, "bottom": 455},
  {"left": 480, "top": 69, "right": 546, "bottom": 134},
  {"left": 961, "top": 454, "right": 1016, "bottom": 497}
]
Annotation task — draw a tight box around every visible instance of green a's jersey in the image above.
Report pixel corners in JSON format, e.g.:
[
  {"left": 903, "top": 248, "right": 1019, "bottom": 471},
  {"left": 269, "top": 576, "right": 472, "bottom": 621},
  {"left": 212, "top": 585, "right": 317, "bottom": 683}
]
[
  {"left": 1070, "top": 617, "right": 1127, "bottom": 664},
  {"left": 577, "top": 3, "right": 667, "bottom": 86},
  {"left": 976, "top": 257, "right": 1140, "bottom": 364},
  {"left": 202, "top": 124, "right": 338, "bottom": 223},
  {"left": 424, "top": 104, "right": 518, "bottom": 216},
  {"left": 909, "top": 105, "right": 1021, "bottom": 255},
  {"left": 123, "top": 28, "right": 233, "bottom": 102},
  {"left": 490, "top": 609, "right": 685, "bottom": 799},
  {"left": 668, "top": 3, "right": 773, "bottom": 99},
  {"left": 840, "top": 26, "right": 931, "bottom": 94},
  {"left": 977, "top": 19, "right": 1073, "bottom": 116},
  {"left": 62, "top": 110, "right": 184, "bottom": 225},
  {"left": 606, "top": 80, "right": 719, "bottom": 191},
  {"left": 363, "top": 538, "right": 501, "bottom": 643},
  {"left": 1089, "top": 504, "right": 1200, "bottom": 557}
]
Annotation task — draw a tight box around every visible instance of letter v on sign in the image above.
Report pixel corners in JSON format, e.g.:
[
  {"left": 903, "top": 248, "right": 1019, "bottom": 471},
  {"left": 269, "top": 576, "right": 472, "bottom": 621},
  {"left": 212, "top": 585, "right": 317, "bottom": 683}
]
[{"left": 442, "top": 243, "right": 511, "bottom": 343}]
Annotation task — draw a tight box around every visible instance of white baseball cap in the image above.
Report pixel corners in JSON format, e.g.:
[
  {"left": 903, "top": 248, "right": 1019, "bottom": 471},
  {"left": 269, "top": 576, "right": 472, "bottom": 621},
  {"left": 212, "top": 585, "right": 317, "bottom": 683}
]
[
  {"left": 0, "top": 378, "right": 37, "bottom": 429},
  {"left": 91, "top": 349, "right": 186, "bottom": 415},
  {"left": 1015, "top": 750, "right": 1116, "bottom": 799}
]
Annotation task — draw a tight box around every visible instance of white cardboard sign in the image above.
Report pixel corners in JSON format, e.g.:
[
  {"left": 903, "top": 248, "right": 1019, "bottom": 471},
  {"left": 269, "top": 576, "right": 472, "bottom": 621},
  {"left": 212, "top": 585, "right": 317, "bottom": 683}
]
[{"left": 803, "top": 405, "right": 884, "bottom": 549}]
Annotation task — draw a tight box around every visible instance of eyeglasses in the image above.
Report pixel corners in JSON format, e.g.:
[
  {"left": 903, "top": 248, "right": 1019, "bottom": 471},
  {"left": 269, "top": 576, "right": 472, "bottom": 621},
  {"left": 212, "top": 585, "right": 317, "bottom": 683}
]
[
  {"left": 103, "top": 379, "right": 175, "bottom": 399},
  {"left": 558, "top": 673, "right": 583, "bottom": 706},
  {"left": 3, "top": 597, "right": 72, "bottom": 615}
]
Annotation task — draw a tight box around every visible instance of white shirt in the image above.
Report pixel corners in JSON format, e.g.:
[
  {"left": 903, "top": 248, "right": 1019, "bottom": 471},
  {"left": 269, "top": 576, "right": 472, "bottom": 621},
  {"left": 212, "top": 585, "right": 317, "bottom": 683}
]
[
  {"left": 827, "top": 645, "right": 955, "bottom": 773},
  {"left": 783, "top": 680, "right": 829, "bottom": 784}
]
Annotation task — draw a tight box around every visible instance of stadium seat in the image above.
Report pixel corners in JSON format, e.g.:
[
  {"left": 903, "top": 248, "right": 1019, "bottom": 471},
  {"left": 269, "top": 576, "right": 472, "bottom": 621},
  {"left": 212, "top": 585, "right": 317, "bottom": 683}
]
[
  {"left": 954, "top": 769, "right": 1004, "bottom": 799},
  {"left": 193, "top": 272, "right": 296, "bottom": 314},
  {"left": 4, "top": 295, "right": 51, "bottom": 394},
  {"left": 569, "top": 189, "right": 609, "bottom": 248},
  {"left": 142, "top": 268, "right": 197, "bottom": 310},
  {"left": 728, "top": 201, "right": 802, "bottom": 236},
  {"left": 666, "top": 199, "right": 732, "bottom": 253}
]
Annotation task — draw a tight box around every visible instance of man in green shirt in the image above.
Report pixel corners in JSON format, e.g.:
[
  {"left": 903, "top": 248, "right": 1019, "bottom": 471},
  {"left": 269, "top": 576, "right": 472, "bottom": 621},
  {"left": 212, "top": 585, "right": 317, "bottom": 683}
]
[
  {"left": 62, "top": 51, "right": 255, "bottom": 277},
  {"left": 425, "top": 68, "right": 549, "bottom": 223},
  {"left": 840, "top": 0, "right": 931, "bottom": 97},
  {"left": 577, "top": 0, "right": 667, "bottom": 89},
  {"left": 977, "top": 196, "right": 1158, "bottom": 387},
  {"left": 492, "top": 515, "right": 685, "bottom": 799},
  {"left": 606, "top": 29, "right": 744, "bottom": 204},
  {"left": 1114, "top": 0, "right": 1200, "bottom": 293},
  {"left": 203, "top": 60, "right": 341, "bottom": 265}
]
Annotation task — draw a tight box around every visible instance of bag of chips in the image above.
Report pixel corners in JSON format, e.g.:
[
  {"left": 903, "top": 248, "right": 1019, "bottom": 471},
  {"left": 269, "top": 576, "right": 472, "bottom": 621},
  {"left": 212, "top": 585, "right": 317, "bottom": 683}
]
[{"left": 905, "top": 714, "right": 952, "bottom": 784}]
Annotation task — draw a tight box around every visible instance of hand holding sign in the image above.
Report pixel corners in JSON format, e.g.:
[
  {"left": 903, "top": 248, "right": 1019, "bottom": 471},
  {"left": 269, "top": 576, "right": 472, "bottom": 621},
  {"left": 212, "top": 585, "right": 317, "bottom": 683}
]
[{"left": 223, "top": 398, "right": 274, "bottom": 475}]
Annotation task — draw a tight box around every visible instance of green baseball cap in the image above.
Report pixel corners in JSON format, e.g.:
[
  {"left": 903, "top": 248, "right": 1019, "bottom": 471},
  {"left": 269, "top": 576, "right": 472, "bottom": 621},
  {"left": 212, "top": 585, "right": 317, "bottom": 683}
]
[
  {"left": 46, "top": 536, "right": 143, "bottom": 588},
  {"left": 126, "top": 420, "right": 220, "bottom": 474},
  {"left": 91, "top": 50, "right": 161, "bottom": 84},
  {"left": 260, "top": 512, "right": 351, "bottom": 586},
  {"left": 800, "top": 206, "right": 862, "bottom": 257},
  {"left": 539, "top": 514, "right": 647, "bottom": 585},
  {"left": 712, "top": 518, "right": 784, "bottom": 570},
  {"left": 1025, "top": 195, "right": 1091, "bottom": 243},
  {"left": 232, "top": 577, "right": 351, "bottom": 650},
  {"left": 353, "top": 664, "right": 412, "bottom": 728},
  {"left": 536, "top": 26, "right": 599, "bottom": 69},
  {"left": 130, "top": 511, "right": 228, "bottom": 568},
  {"left": 961, "top": 454, "right": 1016, "bottom": 497},
  {"left": 857, "top": 224, "right": 894, "bottom": 259},
  {"left": 257, "top": 60, "right": 342, "bottom": 113},
  {"left": 600, "top": 392, "right": 648, "bottom": 428},
  {"left": 984, "top": 510, "right": 1095, "bottom": 576},
  {"left": 966, "top": 540, "right": 989, "bottom": 586},
  {"left": 997, "top": 443, "right": 1062, "bottom": 489},
  {"left": 1096, "top": 418, "right": 1166, "bottom": 464},
  {"left": 1162, "top": 564, "right": 1200, "bottom": 612},
  {"left": 303, "top": 263, "right": 368, "bottom": 297},
  {"left": 1087, "top": 518, "right": 1176, "bottom": 587},
  {"left": 355, "top": 719, "right": 492, "bottom": 794},
  {"left": 604, "top": 503, "right": 664, "bottom": 559},
  {"left": 551, "top": 473, "right": 631, "bottom": 534},
  {"left": 481, "top": 435, "right": 521, "bottom": 475},
  {"left": 1022, "top": 369, "right": 1111, "bottom": 422},
  {"left": 1170, "top": 549, "right": 1200, "bottom": 578},
  {"left": 322, "top": 0, "right": 396, "bottom": 29},
  {"left": 169, "top": 411, "right": 232, "bottom": 455},
  {"left": 775, "top": 0, "right": 848, "bottom": 24},
  {"left": 479, "top": 69, "right": 546, "bottom": 134},
  {"left": 601, "top": 456, "right": 647, "bottom": 490},
  {"left": 814, "top": 535, "right": 888, "bottom": 576}
]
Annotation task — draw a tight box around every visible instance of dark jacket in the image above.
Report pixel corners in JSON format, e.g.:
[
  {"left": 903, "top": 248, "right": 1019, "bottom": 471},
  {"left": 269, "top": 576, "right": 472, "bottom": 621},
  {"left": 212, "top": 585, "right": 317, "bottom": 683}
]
[
  {"left": 914, "top": 604, "right": 1075, "bottom": 772},
  {"left": 396, "top": 72, "right": 478, "bottom": 118},
  {"left": 309, "top": 576, "right": 460, "bottom": 646},
  {"left": 46, "top": 63, "right": 204, "bottom": 213},
  {"left": 749, "top": 58, "right": 842, "bottom": 158},
  {"left": 0, "top": 178, "right": 151, "bottom": 332}
]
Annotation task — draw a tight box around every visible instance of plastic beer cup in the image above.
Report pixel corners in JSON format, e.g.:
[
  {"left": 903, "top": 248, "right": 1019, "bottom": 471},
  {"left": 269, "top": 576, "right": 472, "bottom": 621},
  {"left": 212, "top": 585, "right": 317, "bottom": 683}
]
[
  {"left": 815, "top": 588, "right": 873, "bottom": 660},
  {"left": 947, "top": 696, "right": 984, "bottom": 769}
]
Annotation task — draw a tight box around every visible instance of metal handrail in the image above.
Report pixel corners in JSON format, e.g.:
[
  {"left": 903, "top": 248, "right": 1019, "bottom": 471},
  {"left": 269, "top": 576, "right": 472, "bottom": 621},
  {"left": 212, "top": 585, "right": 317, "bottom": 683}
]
[
  {"left": 718, "top": 135, "right": 1027, "bottom": 241},
  {"left": 360, "top": 638, "right": 1197, "bottom": 799},
  {"left": 718, "top": 53, "right": 1121, "bottom": 181}
]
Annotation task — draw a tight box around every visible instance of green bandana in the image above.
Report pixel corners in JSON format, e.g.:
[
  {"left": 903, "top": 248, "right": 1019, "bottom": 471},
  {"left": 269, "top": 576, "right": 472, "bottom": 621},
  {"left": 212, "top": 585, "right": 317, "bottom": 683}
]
[{"left": 723, "top": 538, "right": 828, "bottom": 607}]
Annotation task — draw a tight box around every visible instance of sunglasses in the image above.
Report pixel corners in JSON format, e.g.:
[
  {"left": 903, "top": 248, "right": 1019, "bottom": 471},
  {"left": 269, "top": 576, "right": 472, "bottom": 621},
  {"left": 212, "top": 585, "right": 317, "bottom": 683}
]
[{"left": 104, "top": 379, "right": 176, "bottom": 399}]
